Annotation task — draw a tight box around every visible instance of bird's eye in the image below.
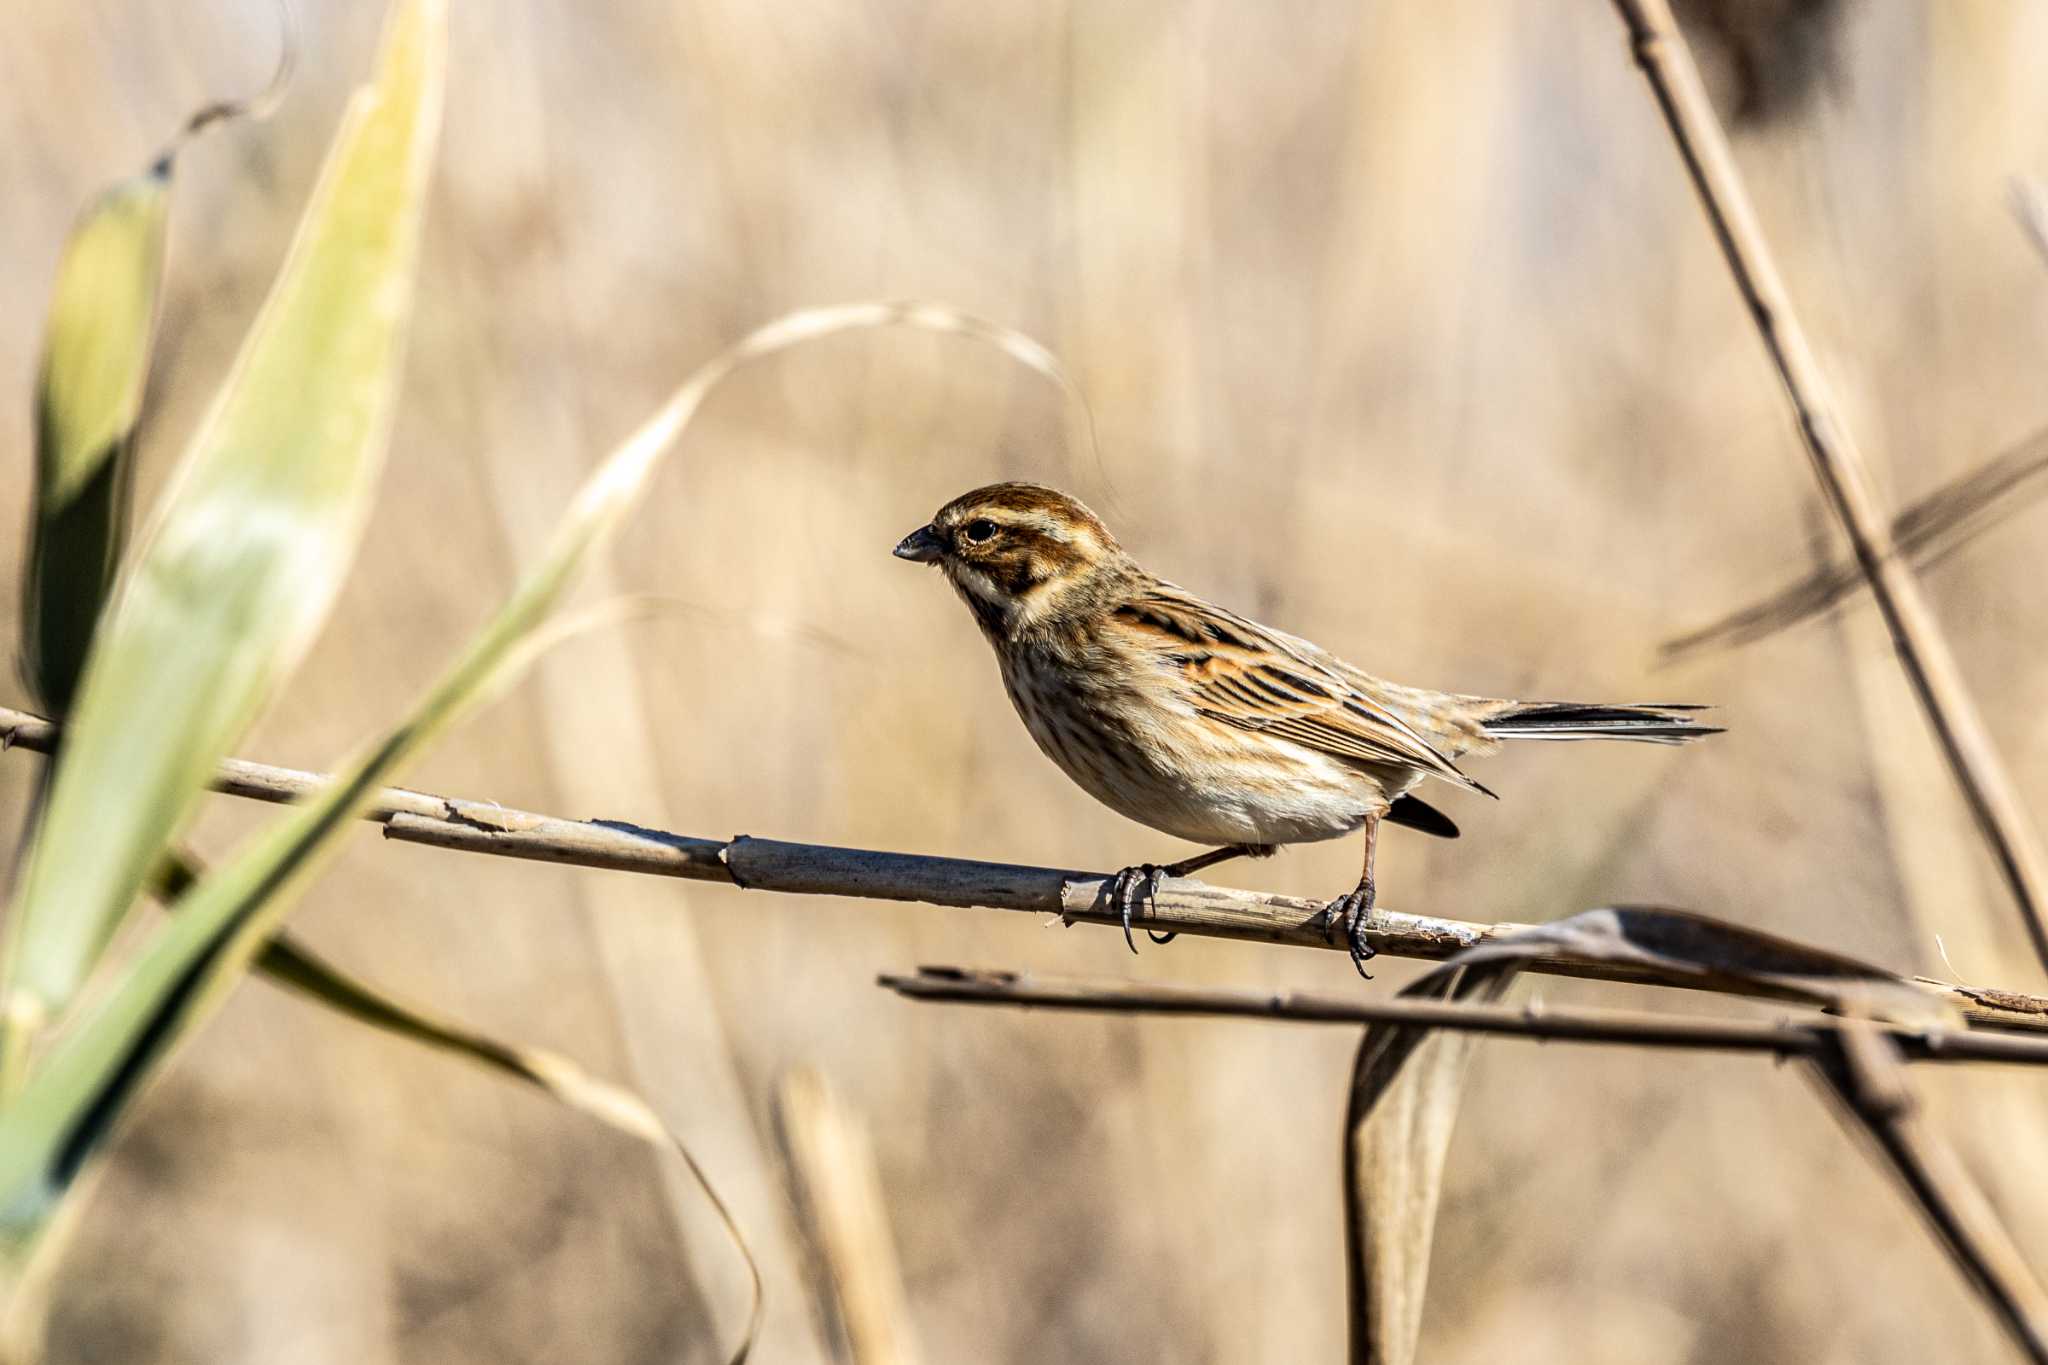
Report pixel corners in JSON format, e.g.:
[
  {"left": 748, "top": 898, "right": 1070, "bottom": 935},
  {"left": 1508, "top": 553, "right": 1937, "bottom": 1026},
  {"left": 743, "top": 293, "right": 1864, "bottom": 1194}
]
[{"left": 964, "top": 518, "right": 998, "bottom": 544}]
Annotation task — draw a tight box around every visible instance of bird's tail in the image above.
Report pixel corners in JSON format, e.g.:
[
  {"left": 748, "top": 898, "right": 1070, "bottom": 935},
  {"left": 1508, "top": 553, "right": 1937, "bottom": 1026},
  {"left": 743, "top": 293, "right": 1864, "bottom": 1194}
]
[{"left": 1481, "top": 701, "right": 1721, "bottom": 745}]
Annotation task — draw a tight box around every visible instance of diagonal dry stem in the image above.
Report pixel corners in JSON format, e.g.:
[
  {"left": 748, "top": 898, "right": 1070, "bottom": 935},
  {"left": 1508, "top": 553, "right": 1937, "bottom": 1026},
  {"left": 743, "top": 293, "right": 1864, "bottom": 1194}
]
[
  {"left": 1807, "top": 1024, "right": 2048, "bottom": 1364},
  {"left": 1610, "top": 0, "right": 2048, "bottom": 977}
]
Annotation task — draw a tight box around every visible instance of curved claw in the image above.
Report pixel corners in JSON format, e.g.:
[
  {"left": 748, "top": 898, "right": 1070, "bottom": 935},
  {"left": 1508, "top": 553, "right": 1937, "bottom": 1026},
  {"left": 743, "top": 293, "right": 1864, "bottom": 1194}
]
[
  {"left": 1114, "top": 869, "right": 1138, "bottom": 954},
  {"left": 1142, "top": 865, "right": 1176, "bottom": 944},
  {"left": 1344, "top": 903, "right": 1376, "bottom": 979},
  {"left": 1317, "top": 884, "right": 1378, "bottom": 980},
  {"left": 1111, "top": 864, "right": 1170, "bottom": 953}
]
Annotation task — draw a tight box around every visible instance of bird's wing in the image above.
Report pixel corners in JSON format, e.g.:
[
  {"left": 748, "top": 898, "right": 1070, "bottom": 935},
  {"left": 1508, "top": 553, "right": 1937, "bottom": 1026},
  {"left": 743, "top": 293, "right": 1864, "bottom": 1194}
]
[{"left": 1110, "top": 586, "right": 1491, "bottom": 795}]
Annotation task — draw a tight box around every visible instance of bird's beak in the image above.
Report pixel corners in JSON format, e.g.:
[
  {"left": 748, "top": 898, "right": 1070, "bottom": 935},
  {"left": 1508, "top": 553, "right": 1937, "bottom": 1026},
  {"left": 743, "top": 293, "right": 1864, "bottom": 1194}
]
[{"left": 893, "top": 524, "right": 944, "bottom": 563}]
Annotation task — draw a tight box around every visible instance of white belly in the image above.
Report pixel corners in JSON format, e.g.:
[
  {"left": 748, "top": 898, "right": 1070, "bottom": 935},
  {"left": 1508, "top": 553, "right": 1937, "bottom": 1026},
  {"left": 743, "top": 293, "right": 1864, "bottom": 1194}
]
[{"left": 1092, "top": 744, "right": 1389, "bottom": 846}]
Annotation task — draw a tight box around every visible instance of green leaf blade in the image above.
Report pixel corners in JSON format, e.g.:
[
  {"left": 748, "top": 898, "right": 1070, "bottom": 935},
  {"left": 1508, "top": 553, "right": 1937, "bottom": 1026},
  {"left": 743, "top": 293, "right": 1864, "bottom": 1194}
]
[
  {"left": 2, "top": 0, "right": 447, "bottom": 1030},
  {"left": 21, "top": 168, "right": 170, "bottom": 716}
]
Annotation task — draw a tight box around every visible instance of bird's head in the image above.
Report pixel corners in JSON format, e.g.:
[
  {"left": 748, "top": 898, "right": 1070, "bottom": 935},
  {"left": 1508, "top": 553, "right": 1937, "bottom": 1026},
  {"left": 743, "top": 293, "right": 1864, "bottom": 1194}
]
[{"left": 894, "top": 482, "right": 1126, "bottom": 635}]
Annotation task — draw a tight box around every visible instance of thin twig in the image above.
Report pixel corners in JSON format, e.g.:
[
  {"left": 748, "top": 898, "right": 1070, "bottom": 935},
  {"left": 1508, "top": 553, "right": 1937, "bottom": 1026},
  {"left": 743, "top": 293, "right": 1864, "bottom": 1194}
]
[
  {"left": 1808, "top": 1024, "right": 2048, "bottom": 1363},
  {"left": 1660, "top": 423, "right": 2048, "bottom": 663},
  {"left": 5, "top": 704, "right": 2046, "bottom": 1028},
  {"left": 1611, "top": 0, "right": 2048, "bottom": 975},
  {"left": 878, "top": 966, "right": 2048, "bottom": 1066}
]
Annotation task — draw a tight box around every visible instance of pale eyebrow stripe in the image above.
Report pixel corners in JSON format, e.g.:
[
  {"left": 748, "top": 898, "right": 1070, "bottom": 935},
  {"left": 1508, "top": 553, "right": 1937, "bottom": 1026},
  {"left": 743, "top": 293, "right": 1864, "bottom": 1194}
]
[{"left": 999, "top": 510, "right": 1072, "bottom": 541}]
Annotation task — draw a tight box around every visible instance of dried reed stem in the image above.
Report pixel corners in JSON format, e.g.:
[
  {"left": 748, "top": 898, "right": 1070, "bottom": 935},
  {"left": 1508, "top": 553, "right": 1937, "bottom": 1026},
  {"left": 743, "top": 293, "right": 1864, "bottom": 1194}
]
[
  {"left": 879, "top": 966, "right": 2048, "bottom": 1066},
  {"left": 1808, "top": 1024, "right": 2048, "bottom": 1364},
  {"left": 4, "top": 704, "right": 2045, "bottom": 1028},
  {"left": 1610, "top": 0, "right": 2048, "bottom": 975}
]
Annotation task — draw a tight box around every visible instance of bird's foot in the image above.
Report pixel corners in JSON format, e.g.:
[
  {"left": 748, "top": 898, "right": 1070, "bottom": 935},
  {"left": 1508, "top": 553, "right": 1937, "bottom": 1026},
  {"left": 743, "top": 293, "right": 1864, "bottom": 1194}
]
[
  {"left": 1107, "top": 864, "right": 1178, "bottom": 953},
  {"left": 1314, "top": 879, "right": 1377, "bottom": 979}
]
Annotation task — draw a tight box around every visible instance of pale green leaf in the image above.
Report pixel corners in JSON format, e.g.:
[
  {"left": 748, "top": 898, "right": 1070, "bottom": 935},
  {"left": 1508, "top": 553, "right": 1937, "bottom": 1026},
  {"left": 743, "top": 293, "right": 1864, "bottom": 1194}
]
[
  {"left": 31, "top": 172, "right": 167, "bottom": 511},
  {"left": 20, "top": 168, "right": 169, "bottom": 717},
  {"left": 20, "top": 0, "right": 297, "bottom": 726},
  {"left": 0, "top": 0, "right": 446, "bottom": 1040}
]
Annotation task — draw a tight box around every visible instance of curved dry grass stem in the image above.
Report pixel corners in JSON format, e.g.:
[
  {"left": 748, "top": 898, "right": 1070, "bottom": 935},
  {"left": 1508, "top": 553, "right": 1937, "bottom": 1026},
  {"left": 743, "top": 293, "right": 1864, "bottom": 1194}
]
[
  {"left": 772, "top": 1071, "right": 923, "bottom": 1365},
  {"left": 166, "top": 0, "right": 298, "bottom": 153},
  {"left": 1611, "top": 0, "right": 2048, "bottom": 977},
  {"left": 5, "top": 705, "right": 2047, "bottom": 1032}
]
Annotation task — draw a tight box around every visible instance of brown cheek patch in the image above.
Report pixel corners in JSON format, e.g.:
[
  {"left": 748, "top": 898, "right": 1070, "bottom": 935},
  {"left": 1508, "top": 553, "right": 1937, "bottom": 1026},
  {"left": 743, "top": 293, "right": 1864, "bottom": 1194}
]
[
  {"left": 990, "top": 549, "right": 1044, "bottom": 599},
  {"left": 959, "top": 529, "right": 1059, "bottom": 597}
]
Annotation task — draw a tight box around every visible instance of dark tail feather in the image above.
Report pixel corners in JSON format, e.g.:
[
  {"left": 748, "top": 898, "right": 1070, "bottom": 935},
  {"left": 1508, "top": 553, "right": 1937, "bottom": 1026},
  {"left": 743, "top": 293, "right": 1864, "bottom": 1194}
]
[
  {"left": 1387, "top": 795, "right": 1459, "bottom": 839},
  {"left": 1483, "top": 701, "right": 1722, "bottom": 745}
]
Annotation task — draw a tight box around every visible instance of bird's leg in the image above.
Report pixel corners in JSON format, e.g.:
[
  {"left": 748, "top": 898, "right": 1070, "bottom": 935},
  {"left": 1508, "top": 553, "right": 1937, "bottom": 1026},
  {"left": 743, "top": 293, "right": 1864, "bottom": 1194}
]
[
  {"left": 1314, "top": 814, "right": 1381, "bottom": 978},
  {"left": 1109, "top": 844, "right": 1268, "bottom": 952}
]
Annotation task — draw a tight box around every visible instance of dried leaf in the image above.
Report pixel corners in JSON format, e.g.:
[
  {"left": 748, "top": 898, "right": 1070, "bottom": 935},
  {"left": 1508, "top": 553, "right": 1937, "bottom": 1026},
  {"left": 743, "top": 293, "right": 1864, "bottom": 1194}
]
[
  {"left": 1454, "top": 905, "right": 1950, "bottom": 1025},
  {"left": 1340, "top": 903, "right": 1943, "bottom": 1362},
  {"left": 1345, "top": 960, "right": 1521, "bottom": 1365}
]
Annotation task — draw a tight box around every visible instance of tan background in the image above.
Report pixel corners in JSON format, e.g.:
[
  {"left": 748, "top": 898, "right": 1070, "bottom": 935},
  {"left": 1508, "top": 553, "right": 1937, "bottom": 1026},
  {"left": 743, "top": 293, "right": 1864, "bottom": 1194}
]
[{"left": 5, "top": 1, "right": 2048, "bottom": 1360}]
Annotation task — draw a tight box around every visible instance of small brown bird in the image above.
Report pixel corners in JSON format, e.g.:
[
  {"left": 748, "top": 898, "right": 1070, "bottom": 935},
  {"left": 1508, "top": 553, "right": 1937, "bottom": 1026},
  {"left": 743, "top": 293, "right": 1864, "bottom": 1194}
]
[{"left": 895, "top": 482, "right": 1718, "bottom": 972}]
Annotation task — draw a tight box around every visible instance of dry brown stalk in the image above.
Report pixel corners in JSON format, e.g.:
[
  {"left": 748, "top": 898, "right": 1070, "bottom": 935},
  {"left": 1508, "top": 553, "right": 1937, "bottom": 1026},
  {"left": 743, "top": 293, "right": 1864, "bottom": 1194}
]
[
  {"left": 4, "top": 704, "right": 2045, "bottom": 1030},
  {"left": 1612, "top": 6, "right": 2048, "bottom": 1354},
  {"left": 1611, "top": 0, "right": 2048, "bottom": 976},
  {"left": 1807, "top": 1024, "right": 2048, "bottom": 1364}
]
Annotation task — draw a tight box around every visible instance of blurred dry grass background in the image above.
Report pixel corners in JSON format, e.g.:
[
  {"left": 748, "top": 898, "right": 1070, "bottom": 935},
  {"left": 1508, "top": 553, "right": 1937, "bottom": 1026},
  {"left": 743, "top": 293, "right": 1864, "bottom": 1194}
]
[{"left": 5, "top": 1, "right": 2048, "bottom": 1360}]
